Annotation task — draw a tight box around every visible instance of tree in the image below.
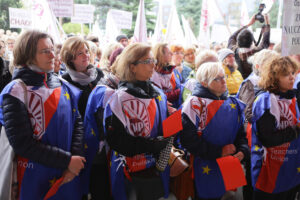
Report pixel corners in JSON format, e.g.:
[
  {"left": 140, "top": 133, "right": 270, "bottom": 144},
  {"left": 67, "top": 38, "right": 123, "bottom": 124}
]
[
  {"left": 0, "top": 0, "right": 23, "bottom": 31},
  {"left": 62, "top": 22, "right": 90, "bottom": 35},
  {"left": 176, "top": 0, "right": 202, "bottom": 37}
]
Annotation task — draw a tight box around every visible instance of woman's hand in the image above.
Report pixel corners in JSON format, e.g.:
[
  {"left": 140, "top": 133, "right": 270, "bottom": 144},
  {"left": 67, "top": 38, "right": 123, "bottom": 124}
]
[
  {"left": 68, "top": 156, "right": 86, "bottom": 175},
  {"left": 233, "top": 151, "right": 244, "bottom": 161},
  {"left": 221, "top": 144, "right": 236, "bottom": 157},
  {"left": 247, "top": 15, "right": 256, "bottom": 27},
  {"left": 62, "top": 170, "right": 76, "bottom": 185}
]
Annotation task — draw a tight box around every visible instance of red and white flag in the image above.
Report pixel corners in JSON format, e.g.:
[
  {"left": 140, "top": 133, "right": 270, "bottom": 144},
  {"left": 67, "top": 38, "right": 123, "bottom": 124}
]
[
  {"left": 133, "top": 0, "right": 147, "bottom": 43},
  {"left": 152, "top": 1, "right": 164, "bottom": 45}
]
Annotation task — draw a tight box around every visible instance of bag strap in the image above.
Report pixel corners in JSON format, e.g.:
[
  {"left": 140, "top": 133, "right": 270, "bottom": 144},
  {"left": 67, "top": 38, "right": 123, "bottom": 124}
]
[{"left": 14, "top": 79, "right": 28, "bottom": 108}]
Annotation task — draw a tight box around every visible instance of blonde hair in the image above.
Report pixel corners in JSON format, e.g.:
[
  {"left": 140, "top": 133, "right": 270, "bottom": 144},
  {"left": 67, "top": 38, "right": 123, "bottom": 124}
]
[
  {"left": 115, "top": 43, "right": 151, "bottom": 82},
  {"left": 195, "top": 50, "right": 218, "bottom": 70},
  {"left": 196, "top": 62, "right": 224, "bottom": 85},
  {"left": 100, "top": 43, "right": 122, "bottom": 72},
  {"left": 60, "top": 36, "right": 90, "bottom": 70},
  {"left": 259, "top": 56, "right": 299, "bottom": 93},
  {"left": 251, "top": 49, "right": 280, "bottom": 75},
  {"left": 13, "top": 30, "right": 53, "bottom": 67},
  {"left": 152, "top": 43, "right": 168, "bottom": 70}
]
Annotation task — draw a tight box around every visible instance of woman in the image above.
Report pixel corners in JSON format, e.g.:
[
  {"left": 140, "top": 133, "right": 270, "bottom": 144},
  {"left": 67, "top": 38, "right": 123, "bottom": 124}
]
[
  {"left": 170, "top": 44, "right": 186, "bottom": 82},
  {"left": 104, "top": 43, "right": 171, "bottom": 200},
  {"left": 151, "top": 43, "right": 183, "bottom": 109},
  {"left": 218, "top": 48, "right": 243, "bottom": 95},
  {"left": 180, "top": 62, "right": 249, "bottom": 200},
  {"left": 0, "top": 30, "right": 85, "bottom": 199},
  {"left": 251, "top": 57, "right": 300, "bottom": 200},
  {"left": 182, "top": 47, "right": 196, "bottom": 74},
  {"left": 60, "top": 36, "right": 104, "bottom": 118}
]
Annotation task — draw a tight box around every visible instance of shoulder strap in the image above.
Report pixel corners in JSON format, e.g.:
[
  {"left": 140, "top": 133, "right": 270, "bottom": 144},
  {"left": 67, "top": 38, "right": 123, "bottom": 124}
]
[{"left": 14, "top": 79, "right": 28, "bottom": 108}]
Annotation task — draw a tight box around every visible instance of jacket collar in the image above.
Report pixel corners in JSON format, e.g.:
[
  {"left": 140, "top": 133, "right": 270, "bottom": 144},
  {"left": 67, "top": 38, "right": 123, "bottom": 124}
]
[
  {"left": 192, "top": 83, "right": 227, "bottom": 100},
  {"left": 119, "top": 80, "right": 160, "bottom": 99}
]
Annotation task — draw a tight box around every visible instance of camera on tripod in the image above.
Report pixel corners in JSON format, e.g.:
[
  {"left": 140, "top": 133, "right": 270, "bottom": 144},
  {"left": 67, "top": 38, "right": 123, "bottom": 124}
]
[{"left": 255, "top": 3, "right": 266, "bottom": 23}]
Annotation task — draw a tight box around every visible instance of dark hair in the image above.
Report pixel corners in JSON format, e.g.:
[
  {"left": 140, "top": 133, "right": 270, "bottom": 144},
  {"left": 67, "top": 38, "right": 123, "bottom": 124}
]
[
  {"left": 87, "top": 35, "right": 99, "bottom": 43},
  {"left": 13, "top": 30, "right": 53, "bottom": 66},
  {"left": 109, "top": 47, "right": 124, "bottom": 66},
  {"left": 237, "top": 29, "right": 254, "bottom": 48},
  {"left": 116, "top": 35, "right": 128, "bottom": 42}
]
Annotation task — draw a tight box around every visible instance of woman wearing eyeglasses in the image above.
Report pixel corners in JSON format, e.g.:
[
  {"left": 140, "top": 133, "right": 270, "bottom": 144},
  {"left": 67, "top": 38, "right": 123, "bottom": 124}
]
[
  {"left": 0, "top": 30, "right": 85, "bottom": 199},
  {"left": 151, "top": 43, "right": 183, "bottom": 110},
  {"left": 104, "top": 43, "right": 171, "bottom": 200},
  {"left": 180, "top": 62, "right": 249, "bottom": 200}
]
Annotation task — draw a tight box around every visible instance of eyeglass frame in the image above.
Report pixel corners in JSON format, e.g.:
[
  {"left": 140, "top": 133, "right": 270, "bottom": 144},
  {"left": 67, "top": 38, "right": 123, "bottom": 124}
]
[
  {"left": 133, "top": 58, "right": 157, "bottom": 65},
  {"left": 213, "top": 76, "right": 226, "bottom": 82}
]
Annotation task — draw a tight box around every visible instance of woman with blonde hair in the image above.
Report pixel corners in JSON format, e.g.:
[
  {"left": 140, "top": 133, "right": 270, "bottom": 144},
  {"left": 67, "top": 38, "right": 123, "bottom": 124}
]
[
  {"left": 181, "top": 62, "right": 248, "bottom": 200},
  {"left": 151, "top": 43, "right": 183, "bottom": 109},
  {"left": 99, "top": 43, "right": 122, "bottom": 74},
  {"left": 104, "top": 43, "right": 171, "bottom": 200},
  {"left": 251, "top": 56, "right": 300, "bottom": 200}
]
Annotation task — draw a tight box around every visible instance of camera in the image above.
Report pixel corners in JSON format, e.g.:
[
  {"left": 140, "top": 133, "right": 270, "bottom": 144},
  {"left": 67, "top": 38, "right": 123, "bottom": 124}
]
[{"left": 255, "top": 3, "right": 266, "bottom": 23}]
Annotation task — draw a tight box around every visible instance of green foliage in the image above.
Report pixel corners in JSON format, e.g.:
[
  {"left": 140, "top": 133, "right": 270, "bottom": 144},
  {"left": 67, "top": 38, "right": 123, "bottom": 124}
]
[
  {"left": 62, "top": 22, "right": 90, "bottom": 35},
  {"left": 176, "top": 0, "right": 202, "bottom": 37},
  {"left": 0, "top": 0, "right": 23, "bottom": 31}
]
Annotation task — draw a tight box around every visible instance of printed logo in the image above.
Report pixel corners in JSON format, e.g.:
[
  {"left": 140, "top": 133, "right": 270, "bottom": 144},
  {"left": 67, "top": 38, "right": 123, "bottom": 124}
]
[
  {"left": 122, "top": 99, "right": 150, "bottom": 137},
  {"left": 191, "top": 98, "right": 207, "bottom": 132},
  {"left": 278, "top": 100, "right": 294, "bottom": 129},
  {"left": 27, "top": 91, "right": 45, "bottom": 139}
]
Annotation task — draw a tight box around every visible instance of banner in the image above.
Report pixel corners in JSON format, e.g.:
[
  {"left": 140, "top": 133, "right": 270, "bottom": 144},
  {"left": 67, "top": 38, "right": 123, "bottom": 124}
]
[
  {"left": 282, "top": 1, "right": 300, "bottom": 56},
  {"left": 132, "top": 0, "right": 147, "bottom": 43},
  {"left": 71, "top": 4, "right": 95, "bottom": 24},
  {"left": 152, "top": 1, "right": 164, "bottom": 45},
  {"left": 9, "top": 8, "right": 32, "bottom": 29},
  {"left": 47, "top": 0, "right": 73, "bottom": 17},
  {"left": 108, "top": 9, "right": 132, "bottom": 30}
]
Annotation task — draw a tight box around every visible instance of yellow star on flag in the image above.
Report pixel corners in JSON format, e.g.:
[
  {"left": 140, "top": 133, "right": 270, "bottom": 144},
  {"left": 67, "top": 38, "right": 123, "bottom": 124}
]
[
  {"left": 91, "top": 128, "right": 96, "bottom": 136},
  {"left": 254, "top": 96, "right": 259, "bottom": 103},
  {"left": 297, "top": 167, "right": 300, "bottom": 173},
  {"left": 84, "top": 143, "right": 88, "bottom": 149},
  {"left": 176, "top": 74, "right": 179, "bottom": 78},
  {"left": 157, "top": 95, "right": 162, "bottom": 101},
  {"left": 230, "top": 103, "right": 236, "bottom": 109},
  {"left": 114, "top": 151, "right": 118, "bottom": 156},
  {"left": 202, "top": 165, "right": 211, "bottom": 175},
  {"left": 49, "top": 177, "right": 57, "bottom": 187},
  {"left": 254, "top": 145, "right": 260, "bottom": 151},
  {"left": 64, "top": 92, "right": 70, "bottom": 100},
  {"left": 73, "top": 108, "right": 76, "bottom": 113}
]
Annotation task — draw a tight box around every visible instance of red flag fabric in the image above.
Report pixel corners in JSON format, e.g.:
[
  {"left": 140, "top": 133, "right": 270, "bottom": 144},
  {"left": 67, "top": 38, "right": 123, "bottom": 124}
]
[
  {"left": 163, "top": 109, "right": 183, "bottom": 138},
  {"left": 216, "top": 156, "right": 246, "bottom": 191},
  {"left": 43, "top": 177, "right": 64, "bottom": 200}
]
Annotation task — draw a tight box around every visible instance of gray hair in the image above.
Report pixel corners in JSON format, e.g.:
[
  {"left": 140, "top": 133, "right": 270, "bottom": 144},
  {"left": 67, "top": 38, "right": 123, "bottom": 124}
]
[{"left": 196, "top": 62, "right": 224, "bottom": 85}]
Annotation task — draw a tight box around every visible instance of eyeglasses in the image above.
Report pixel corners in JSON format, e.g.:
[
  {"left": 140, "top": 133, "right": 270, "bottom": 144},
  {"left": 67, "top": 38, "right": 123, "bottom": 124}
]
[
  {"left": 133, "top": 58, "right": 157, "bottom": 65},
  {"left": 39, "top": 48, "right": 55, "bottom": 55},
  {"left": 173, "top": 52, "right": 184, "bottom": 55},
  {"left": 213, "top": 76, "right": 226, "bottom": 82}
]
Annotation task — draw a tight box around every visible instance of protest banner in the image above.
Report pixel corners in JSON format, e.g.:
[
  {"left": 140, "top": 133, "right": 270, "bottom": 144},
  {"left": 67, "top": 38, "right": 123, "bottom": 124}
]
[
  {"left": 9, "top": 7, "right": 32, "bottom": 29},
  {"left": 47, "top": 0, "right": 73, "bottom": 17},
  {"left": 71, "top": 4, "right": 95, "bottom": 24},
  {"left": 108, "top": 9, "right": 132, "bottom": 30}
]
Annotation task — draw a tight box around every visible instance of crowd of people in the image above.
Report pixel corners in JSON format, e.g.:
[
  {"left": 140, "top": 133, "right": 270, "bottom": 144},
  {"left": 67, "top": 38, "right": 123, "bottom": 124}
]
[{"left": 0, "top": 13, "right": 300, "bottom": 200}]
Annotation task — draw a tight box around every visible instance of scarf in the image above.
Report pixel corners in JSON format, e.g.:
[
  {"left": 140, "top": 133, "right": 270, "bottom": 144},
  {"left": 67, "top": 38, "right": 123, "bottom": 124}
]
[{"left": 67, "top": 65, "right": 98, "bottom": 86}]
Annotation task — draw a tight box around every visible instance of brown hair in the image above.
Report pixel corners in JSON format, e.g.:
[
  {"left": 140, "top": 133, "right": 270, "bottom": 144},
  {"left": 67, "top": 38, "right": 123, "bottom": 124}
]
[
  {"left": 259, "top": 56, "right": 299, "bottom": 93},
  {"left": 152, "top": 43, "right": 168, "bottom": 71},
  {"left": 115, "top": 43, "right": 151, "bottom": 82},
  {"left": 170, "top": 44, "right": 184, "bottom": 53},
  {"left": 13, "top": 30, "right": 53, "bottom": 66},
  {"left": 60, "top": 36, "right": 90, "bottom": 70}
]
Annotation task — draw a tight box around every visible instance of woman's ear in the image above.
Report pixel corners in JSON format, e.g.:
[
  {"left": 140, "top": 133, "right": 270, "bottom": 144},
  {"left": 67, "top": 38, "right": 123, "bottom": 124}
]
[
  {"left": 201, "top": 81, "right": 208, "bottom": 87},
  {"left": 130, "top": 64, "right": 136, "bottom": 73}
]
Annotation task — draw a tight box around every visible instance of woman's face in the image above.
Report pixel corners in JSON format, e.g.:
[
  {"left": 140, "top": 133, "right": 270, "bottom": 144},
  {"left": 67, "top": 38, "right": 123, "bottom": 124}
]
[
  {"left": 184, "top": 50, "right": 195, "bottom": 64},
  {"left": 131, "top": 52, "right": 155, "bottom": 81},
  {"left": 0, "top": 41, "right": 5, "bottom": 57},
  {"left": 33, "top": 38, "right": 55, "bottom": 72},
  {"left": 72, "top": 44, "right": 90, "bottom": 72},
  {"left": 278, "top": 67, "right": 296, "bottom": 93},
  {"left": 224, "top": 54, "right": 235, "bottom": 67},
  {"left": 206, "top": 71, "right": 227, "bottom": 97},
  {"left": 163, "top": 47, "right": 173, "bottom": 64},
  {"left": 54, "top": 54, "right": 62, "bottom": 73},
  {"left": 172, "top": 51, "right": 184, "bottom": 66}
]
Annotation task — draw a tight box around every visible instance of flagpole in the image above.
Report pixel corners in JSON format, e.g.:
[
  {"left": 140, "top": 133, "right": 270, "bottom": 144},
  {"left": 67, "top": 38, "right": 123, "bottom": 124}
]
[
  {"left": 276, "top": 0, "right": 283, "bottom": 29},
  {"left": 213, "top": 0, "right": 231, "bottom": 35}
]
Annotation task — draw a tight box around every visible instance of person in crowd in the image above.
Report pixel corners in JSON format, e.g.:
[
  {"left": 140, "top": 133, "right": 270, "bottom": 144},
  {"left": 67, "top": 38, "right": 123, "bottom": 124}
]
[
  {"left": 170, "top": 44, "right": 186, "bottom": 82},
  {"left": 87, "top": 41, "right": 98, "bottom": 66},
  {"left": 96, "top": 47, "right": 102, "bottom": 65},
  {"left": 182, "top": 47, "right": 196, "bottom": 78},
  {"left": 104, "top": 43, "right": 171, "bottom": 200},
  {"left": 0, "top": 39, "right": 12, "bottom": 92},
  {"left": 5, "top": 36, "right": 15, "bottom": 61},
  {"left": 53, "top": 44, "right": 63, "bottom": 75},
  {"left": 99, "top": 43, "right": 122, "bottom": 75},
  {"left": 60, "top": 36, "right": 104, "bottom": 117},
  {"left": 228, "top": 14, "right": 270, "bottom": 79},
  {"left": 116, "top": 34, "right": 129, "bottom": 47},
  {"left": 251, "top": 56, "right": 300, "bottom": 200},
  {"left": 236, "top": 49, "right": 279, "bottom": 200},
  {"left": 218, "top": 48, "right": 243, "bottom": 95},
  {"left": 86, "top": 35, "right": 99, "bottom": 47},
  {"left": 180, "top": 62, "right": 249, "bottom": 200},
  {"left": 0, "top": 30, "right": 85, "bottom": 199},
  {"left": 151, "top": 43, "right": 183, "bottom": 109}
]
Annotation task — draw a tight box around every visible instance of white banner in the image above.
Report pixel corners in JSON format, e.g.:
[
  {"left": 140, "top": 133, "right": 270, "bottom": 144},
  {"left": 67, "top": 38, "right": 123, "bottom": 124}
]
[
  {"left": 282, "top": 1, "right": 300, "bottom": 56},
  {"left": 47, "top": 0, "right": 73, "bottom": 17},
  {"left": 71, "top": 4, "right": 95, "bottom": 24},
  {"left": 108, "top": 9, "right": 132, "bottom": 30},
  {"left": 9, "top": 7, "right": 32, "bottom": 29}
]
